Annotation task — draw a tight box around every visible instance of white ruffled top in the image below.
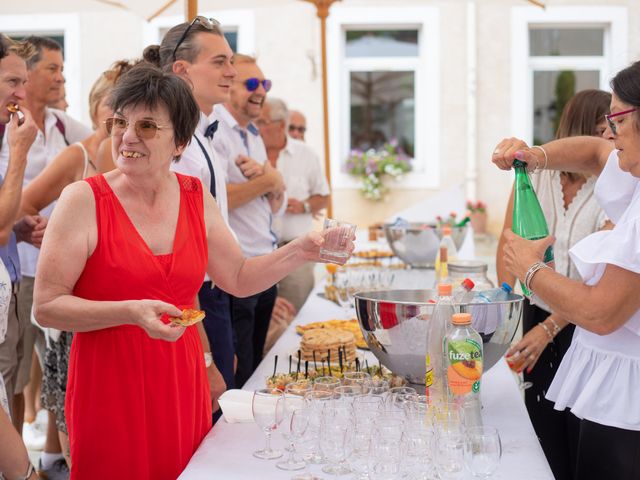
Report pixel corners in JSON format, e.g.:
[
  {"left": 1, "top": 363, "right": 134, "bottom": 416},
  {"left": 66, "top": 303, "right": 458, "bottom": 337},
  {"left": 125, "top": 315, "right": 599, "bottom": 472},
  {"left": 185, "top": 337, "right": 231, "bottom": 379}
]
[{"left": 546, "top": 150, "right": 640, "bottom": 430}]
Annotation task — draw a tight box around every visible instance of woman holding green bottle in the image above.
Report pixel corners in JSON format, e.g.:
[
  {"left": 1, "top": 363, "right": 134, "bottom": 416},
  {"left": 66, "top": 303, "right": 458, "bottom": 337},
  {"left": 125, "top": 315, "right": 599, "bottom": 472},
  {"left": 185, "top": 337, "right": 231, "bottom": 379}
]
[
  {"left": 495, "top": 89, "right": 612, "bottom": 480},
  {"left": 492, "top": 62, "right": 640, "bottom": 480}
]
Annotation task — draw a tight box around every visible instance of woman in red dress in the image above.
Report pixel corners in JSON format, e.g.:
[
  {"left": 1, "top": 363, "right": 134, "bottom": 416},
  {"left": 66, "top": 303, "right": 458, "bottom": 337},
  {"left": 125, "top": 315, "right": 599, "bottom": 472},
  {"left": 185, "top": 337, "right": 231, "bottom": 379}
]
[{"left": 32, "top": 64, "right": 352, "bottom": 479}]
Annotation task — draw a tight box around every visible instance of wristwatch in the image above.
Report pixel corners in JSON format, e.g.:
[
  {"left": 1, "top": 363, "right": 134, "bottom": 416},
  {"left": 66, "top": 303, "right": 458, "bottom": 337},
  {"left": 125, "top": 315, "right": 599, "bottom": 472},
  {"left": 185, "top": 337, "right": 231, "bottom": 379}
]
[
  {"left": 17, "top": 462, "right": 36, "bottom": 480},
  {"left": 303, "top": 201, "right": 311, "bottom": 214},
  {"left": 204, "top": 352, "right": 213, "bottom": 368}
]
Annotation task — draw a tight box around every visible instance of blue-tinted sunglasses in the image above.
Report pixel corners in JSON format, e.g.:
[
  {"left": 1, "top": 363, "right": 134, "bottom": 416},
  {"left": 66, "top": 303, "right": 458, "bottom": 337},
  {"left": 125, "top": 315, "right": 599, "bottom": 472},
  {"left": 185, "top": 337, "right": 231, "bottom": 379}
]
[{"left": 244, "top": 77, "right": 272, "bottom": 92}]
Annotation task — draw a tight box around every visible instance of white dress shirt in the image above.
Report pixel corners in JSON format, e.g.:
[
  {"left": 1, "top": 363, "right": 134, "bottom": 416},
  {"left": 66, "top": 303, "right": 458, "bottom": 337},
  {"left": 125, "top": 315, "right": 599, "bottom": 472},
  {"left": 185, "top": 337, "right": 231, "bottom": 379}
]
[
  {"left": 0, "top": 108, "right": 91, "bottom": 277},
  {"left": 212, "top": 104, "right": 285, "bottom": 258},
  {"left": 546, "top": 150, "right": 640, "bottom": 431},
  {"left": 272, "top": 137, "right": 329, "bottom": 243},
  {"left": 170, "top": 112, "right": 230, "bottom": 225}
]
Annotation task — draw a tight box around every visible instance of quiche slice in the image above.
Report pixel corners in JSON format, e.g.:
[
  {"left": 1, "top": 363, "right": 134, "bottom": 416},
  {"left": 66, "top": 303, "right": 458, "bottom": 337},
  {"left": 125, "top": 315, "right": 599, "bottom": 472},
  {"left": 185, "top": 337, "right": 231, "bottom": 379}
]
[{"left": 169, "top": 308, "right": 205, "bottom": 326}]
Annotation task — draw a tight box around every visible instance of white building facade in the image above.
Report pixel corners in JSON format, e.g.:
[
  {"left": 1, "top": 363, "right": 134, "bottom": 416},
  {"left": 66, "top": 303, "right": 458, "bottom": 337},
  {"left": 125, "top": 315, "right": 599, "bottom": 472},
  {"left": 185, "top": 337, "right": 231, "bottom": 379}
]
[{"left": 2, "top": 0, "right": 637, "bottom": 232}]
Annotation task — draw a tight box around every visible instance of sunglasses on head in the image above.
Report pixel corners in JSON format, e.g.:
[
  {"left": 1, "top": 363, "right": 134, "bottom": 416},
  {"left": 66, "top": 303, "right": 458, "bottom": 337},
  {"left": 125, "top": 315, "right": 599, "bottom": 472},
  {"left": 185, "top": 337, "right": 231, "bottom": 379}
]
[
  {"left": 104, "top": 117, "right": 169, "bottom": 139},
  {"left": 172, "top": 16, "right": 221, "bottom": 62},
  {"left": 244, "top": 77, "right": 272, "bottom": 92}
]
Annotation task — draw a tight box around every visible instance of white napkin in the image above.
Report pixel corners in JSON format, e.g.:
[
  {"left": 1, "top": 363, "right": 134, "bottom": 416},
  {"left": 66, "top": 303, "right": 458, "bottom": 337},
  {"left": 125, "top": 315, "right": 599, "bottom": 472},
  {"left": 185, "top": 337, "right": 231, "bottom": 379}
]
[{"left": 218, "top": 389, "right": 255, "bottom": 423}]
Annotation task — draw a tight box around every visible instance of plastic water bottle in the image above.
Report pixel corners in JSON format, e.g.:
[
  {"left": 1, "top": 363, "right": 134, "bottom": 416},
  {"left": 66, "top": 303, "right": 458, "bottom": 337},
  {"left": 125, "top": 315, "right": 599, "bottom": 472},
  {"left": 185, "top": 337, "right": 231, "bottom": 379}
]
[
  {"left": 444, "top": 312, "right": 483, "bottom": 410},
  {"left": 453, "top": 278, "right": 475, "bottom": 305},
  {"left": 425, "top": 283, "right": 454, "bottom": 404},
  {"left": 512, "top": 160, "right": 554, "bottom": 295},
  {"left": 434, "top": 226, "right": 458, "bottom": 287},
  {"left": 471, "top": 282, "right": 513, "bottom": 304}
]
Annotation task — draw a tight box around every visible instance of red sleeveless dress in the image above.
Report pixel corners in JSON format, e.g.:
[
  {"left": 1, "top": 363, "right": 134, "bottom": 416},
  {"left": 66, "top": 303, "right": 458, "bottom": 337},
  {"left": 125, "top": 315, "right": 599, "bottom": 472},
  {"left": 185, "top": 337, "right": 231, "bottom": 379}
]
[{"left": 66, "top": 174, "right": 212, "bottom": 479}]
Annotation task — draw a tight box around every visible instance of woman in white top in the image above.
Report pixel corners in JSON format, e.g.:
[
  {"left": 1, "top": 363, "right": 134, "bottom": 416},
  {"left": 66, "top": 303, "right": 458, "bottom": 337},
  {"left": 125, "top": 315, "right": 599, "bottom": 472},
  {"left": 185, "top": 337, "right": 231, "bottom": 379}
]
[
  {"left": 492, "top": 60, "right": 640, "bottom": 479},
  {"left": 496, "top": 89, "right": 613, "bottom": 480}
]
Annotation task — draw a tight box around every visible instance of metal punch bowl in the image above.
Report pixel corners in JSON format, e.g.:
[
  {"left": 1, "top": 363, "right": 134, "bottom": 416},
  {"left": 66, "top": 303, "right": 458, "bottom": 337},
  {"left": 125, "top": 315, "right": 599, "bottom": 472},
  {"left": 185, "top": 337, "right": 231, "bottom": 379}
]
[
  {"left": 383, "top": 222, "right": 469, "bottom": 268},
  {"left": 355, "top": 290, "right": 524, "bottom": 385}
]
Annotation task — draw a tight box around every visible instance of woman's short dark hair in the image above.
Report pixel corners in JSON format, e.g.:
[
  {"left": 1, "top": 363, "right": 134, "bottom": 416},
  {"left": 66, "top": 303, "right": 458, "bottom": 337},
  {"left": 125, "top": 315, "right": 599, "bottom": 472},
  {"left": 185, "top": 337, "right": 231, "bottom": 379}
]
[
  {"left": 611, "top": 60, "right": 640, "bottom": 129},
  {"left": 108, "top": 63, "right": 199, "bottom": 157},
  {"left": 556, "top": 89, "right": 611, "bottom": 139},
  {"left": 143, "top": 17, "right": 224, "bottom": 71}
]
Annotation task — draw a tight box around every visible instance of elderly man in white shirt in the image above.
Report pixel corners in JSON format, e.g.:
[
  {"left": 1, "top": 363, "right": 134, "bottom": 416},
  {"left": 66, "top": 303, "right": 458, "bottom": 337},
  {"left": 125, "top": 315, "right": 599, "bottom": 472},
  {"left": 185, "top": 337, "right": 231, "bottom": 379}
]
[
  {"left": 258, "top": 98, "right": 330, "bottom": 350},
  {"left": 0, "top": 37, "right": 90, "bottom": 452},
  {"left": 212, "top": 54, "right": 286, "bottom": 387}
]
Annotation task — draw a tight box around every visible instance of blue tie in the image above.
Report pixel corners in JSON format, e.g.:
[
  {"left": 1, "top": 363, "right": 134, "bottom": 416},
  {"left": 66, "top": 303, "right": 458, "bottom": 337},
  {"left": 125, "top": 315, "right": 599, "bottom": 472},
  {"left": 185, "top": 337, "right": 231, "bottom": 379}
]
[{"left": 204, "top": 120, "right": 219, "bottom": 139}]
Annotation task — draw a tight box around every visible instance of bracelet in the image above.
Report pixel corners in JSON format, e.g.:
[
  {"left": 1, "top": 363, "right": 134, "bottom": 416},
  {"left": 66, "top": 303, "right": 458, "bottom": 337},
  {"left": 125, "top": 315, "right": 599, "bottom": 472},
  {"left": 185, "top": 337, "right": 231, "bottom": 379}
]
[
  {"left": 539, "top": 322, "right": 554, "bottom": 342},
  {"left": 531, "top": 145, "right": 548, "bottom": 172},
  {"left": 204, "top": 352, "right": 213, "bottom": 368},
  {"left": 524, "top": 261, "right": 549, "bottom": 293},
  {"left": 547, "top": 317, "right": 562, "bottom": 336}
]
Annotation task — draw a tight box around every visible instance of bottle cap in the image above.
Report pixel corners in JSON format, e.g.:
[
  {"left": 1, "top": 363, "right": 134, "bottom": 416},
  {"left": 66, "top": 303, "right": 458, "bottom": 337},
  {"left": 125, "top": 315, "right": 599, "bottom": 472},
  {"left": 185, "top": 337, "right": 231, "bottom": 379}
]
[
  {"left": 437, "top": 283, "right": 452, "bottom": 296},
  {"left": 461, "top": 278, "right": 475, "bottom": 291},
  {"left": 442, "top": 225, "right": 452, "bottom": 235},
  {"left": 501, "top": 282, "right": 513, "bottom": 293},
  {"left": 452, "top": 313, "right": 472, "bottom": 325}
]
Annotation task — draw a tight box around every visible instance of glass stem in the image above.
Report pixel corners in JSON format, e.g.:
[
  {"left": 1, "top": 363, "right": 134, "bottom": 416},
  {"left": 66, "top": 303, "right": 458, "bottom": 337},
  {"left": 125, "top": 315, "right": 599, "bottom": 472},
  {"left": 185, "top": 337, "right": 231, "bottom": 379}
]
[
  {"left": 265, "top": 430, "right": 272, "bottom": 451},
  {"left": 287, "top": 442, "right": 295, "bottom": 461}
]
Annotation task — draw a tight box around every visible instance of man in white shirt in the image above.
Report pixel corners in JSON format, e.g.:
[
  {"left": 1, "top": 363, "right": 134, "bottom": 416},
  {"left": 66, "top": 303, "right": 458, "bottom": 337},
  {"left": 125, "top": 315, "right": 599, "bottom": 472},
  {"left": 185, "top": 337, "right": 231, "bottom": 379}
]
[
  {"left": 287, "top": 110, "right": 307, "bottom": 141},
  {"left": 213, "top": 54, "right": 286, "bottom": 387},
  {"left": 0, "top": 36, "right": 90, "bottom": 439},
  {"left": 259, "top": 97, "right": 330, "bottom": 312},
  {"left": 156, "top": 19, "right": 237, "bottom": 404}
]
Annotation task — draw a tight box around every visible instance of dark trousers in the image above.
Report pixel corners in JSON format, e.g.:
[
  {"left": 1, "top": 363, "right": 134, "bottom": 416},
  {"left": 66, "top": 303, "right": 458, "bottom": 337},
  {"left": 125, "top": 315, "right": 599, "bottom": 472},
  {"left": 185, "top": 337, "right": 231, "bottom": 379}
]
[
  {"left": 230, "top": 285, "right": 277, "bottom": 388},
  {"left": 199, "top": 283, "right": 235, "bottom": 424},
  {"left": 522, "top": 300, "right": 576, "bottom": 480},
  {"left": 568, "top": 412, "right": 640, "bottom": 480}
]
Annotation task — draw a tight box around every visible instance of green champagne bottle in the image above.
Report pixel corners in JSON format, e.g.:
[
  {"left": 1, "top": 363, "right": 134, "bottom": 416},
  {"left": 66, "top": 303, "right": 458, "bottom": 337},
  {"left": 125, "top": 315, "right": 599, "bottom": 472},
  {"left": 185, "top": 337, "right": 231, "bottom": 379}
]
[{"left": 512, "top": 160, "right": 554, "bottom": 296}]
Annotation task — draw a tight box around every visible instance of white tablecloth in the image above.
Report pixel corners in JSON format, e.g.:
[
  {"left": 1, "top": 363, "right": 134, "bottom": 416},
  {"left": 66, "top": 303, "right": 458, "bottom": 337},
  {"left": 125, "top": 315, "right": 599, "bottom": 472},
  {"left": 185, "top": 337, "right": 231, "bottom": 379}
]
[{"left": 180, "top": 279, "right": 554, "bottom": 479}]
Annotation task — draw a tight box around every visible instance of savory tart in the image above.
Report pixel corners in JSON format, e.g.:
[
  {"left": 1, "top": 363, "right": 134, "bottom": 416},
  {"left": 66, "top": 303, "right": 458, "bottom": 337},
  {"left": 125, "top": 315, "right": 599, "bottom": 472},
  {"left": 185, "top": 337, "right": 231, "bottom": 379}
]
[{"left": 169, "top": 308, "right": 205, "bottom": 326}]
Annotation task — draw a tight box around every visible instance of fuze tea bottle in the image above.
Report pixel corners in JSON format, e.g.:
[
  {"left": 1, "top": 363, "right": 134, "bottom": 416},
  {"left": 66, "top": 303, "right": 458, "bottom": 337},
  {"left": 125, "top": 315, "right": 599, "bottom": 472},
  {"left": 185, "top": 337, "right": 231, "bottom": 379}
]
[
  {"left": 445, "top": 313, "right": 483, "bottom": 404},
  {"left": 512, "top": 160, "right": 554, "bottom": 296}
]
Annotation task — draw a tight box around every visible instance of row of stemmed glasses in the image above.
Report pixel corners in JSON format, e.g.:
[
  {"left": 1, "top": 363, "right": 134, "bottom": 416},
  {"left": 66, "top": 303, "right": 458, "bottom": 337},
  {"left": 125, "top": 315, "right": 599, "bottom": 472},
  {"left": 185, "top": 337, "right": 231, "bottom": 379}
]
[
  {"left": 334, "top": 267, "right": 396, "bottom": 318},
  {"left": 253, "top": 377, "right": 502, "bottom": 479}
]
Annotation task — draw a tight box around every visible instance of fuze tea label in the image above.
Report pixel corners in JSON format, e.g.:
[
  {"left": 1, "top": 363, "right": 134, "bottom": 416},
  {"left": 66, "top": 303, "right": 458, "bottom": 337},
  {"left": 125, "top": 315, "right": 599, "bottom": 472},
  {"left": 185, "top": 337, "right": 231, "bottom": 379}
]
[{"left": 446, "top": 338, "right": 483, "bottom": 395}]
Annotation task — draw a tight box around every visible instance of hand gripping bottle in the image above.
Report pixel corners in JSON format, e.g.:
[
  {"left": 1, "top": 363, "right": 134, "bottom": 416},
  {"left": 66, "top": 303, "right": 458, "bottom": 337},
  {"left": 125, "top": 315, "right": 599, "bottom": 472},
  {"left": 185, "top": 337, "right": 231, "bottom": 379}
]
[{"left": 512, "top": 160, "right": 554, "bottom": 296}]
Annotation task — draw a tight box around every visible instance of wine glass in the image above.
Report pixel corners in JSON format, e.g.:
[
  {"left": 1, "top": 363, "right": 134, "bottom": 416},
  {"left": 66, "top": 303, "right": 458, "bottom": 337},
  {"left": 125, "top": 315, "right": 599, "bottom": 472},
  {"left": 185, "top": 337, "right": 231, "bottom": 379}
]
[
  {"left": 277, "top": 382, "right": 311, "bottom": 471},
  {"left": 464, "top": 426, "right": 502, "bottom": 478},
  {"left": 505, "top": 352, "right": 533, "bottom": 390},
  {"left": 312, "top": 376, "right": 341, "bottom": 392},
  {"left": 342, "top": 371, "right": 372, "bottom": 394},
  {"left": 252, "top": 388, "right": 284, "bottom": 459},
  {"left": 402, "top": 424, "right": 435, "bottom": 480},
  {"left": 434, "top": 431, "right": 466, "bottom": 480},
  {"left": 369, "top": 419, "right": 404, "bottom": 480},
  {"left": 319, "top": 416, "right": 354, "bottom": 475},
  {"left": 334, "top": 270, "right": 354, "bottom": 319},
  {"left": 290, "top": 408, "right": 322, "bottom": 480}
]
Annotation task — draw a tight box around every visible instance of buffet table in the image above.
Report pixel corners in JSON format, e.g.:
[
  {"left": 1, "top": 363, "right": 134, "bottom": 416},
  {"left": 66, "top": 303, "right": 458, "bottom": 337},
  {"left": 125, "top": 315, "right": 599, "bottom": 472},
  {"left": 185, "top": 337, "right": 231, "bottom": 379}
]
[{"left": 180, "top": 273, "right": 554, "bottom": 479}]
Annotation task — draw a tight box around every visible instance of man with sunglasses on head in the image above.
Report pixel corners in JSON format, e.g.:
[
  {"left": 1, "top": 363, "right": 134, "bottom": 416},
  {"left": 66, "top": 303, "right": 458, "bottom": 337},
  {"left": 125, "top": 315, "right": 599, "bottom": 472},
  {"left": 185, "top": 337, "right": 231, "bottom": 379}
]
[
  {"left": 142, "top": 17, "right": 244, "bottom": 418},
  {"left": 288, "top": 110, "right": 307, "bottom": 142},
  {"left": 212, "top": 54, "right": 287, "bottom": 387}
]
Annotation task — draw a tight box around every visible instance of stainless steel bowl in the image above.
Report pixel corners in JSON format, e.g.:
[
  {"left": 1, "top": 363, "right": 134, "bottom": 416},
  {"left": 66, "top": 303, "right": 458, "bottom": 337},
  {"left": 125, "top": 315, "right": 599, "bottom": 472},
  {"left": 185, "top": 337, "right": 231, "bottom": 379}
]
[
  {"left": 383, "top": 222, "right": 469, "bottom": 268},
  {"left": 355, "top": 290, "right": 523, "bottom": 385}
]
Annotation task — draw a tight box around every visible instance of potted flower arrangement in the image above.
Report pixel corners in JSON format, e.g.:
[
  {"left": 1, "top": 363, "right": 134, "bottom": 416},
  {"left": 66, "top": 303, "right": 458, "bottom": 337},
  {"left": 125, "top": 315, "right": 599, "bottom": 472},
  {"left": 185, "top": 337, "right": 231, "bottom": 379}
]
[
  {"left": 344, "top": 140, "right": 411, "bottom": 201},
  {"left": 466, "top": 200, "right": 488, "bottom": 234}
]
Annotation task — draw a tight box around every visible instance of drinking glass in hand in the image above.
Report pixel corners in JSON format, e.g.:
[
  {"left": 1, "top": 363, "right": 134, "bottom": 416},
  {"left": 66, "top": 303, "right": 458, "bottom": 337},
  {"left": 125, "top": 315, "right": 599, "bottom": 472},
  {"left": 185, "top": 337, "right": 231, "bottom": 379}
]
[
  {"left": 320, "top": 218, "right": 357, "bottom": 262},
  {"left": 252, "top": 388, "right": 284, "bottom": 459},
  {"left": 464, "top": 426, "right": 502, "bottom": 479},
  {"left": 505, "top": 352, "right": 533, "bottom": 390}
]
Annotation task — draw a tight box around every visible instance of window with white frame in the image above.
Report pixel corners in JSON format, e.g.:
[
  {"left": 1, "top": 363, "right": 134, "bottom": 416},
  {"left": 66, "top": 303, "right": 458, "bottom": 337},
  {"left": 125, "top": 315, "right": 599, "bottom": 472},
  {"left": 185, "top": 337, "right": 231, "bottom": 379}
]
[
  {"left": 327, "top": 7, "right": 440, "bottom": 188},
  {"left": 510, "top": 7, "right": 628, "bottom": 144}
]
